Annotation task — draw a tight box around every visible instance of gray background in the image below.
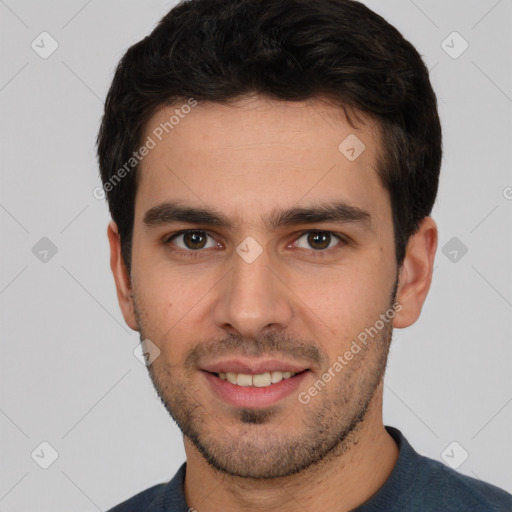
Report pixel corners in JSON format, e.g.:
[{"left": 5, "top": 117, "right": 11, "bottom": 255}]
[{"left": 1, "top": 0, "right": 511, "bottom": 510}]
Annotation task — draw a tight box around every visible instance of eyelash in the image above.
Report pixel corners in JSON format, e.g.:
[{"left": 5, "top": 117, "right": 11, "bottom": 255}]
[{"left": 164, "top": 230, "right": 347, "bottom": 259}]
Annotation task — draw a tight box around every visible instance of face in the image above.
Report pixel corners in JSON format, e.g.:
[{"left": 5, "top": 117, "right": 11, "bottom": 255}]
[{"left": 115, "top": 95, "right": 406, "bottom": 478}]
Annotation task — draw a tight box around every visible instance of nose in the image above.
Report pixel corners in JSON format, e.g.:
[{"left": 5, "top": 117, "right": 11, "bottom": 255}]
[{"left": 211, "top": 244, "right": 294, "bottom": 340}]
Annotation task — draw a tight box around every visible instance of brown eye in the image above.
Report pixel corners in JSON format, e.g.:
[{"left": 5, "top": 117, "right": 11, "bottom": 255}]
[
  {"left": 307, "top": 231, "right": 332, "bottom": 250},
  {"left": 183, "top": 231, "right": 208, "bottom": 250},
  {"left": 292, "top": 231, "right": 344, "bottom": 254},
  {"left": 168, "top": 231, "right": 218, "bottom": 252}
]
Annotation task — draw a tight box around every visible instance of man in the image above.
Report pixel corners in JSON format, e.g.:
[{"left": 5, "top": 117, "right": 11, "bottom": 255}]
[{"left": 97, "top": 0, "right": 512, "bottom": 510}]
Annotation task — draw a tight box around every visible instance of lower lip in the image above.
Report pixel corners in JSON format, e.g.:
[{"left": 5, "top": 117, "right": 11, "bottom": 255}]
[{"left": 202, "top": 371, "right": 309, "bottom": 409}]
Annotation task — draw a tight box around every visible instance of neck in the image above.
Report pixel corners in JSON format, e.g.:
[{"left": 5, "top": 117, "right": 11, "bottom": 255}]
[{"left": 183, "top": 384, "right": 399, "bottom": 512}]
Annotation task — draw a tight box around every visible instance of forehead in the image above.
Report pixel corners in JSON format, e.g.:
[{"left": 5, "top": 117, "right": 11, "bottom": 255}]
[{"left": 135, "top": 95, "right": 389, "bottom": 230}]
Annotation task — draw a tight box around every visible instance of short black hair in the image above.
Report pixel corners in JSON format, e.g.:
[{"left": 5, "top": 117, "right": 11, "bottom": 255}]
[{"left": 96, "top": 0, "right": 442, "bottom": 272}]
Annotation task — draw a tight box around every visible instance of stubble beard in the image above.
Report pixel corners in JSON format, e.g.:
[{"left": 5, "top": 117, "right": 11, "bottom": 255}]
[{"left": 135, "top": 298, "right": 395, "bottom": 479}]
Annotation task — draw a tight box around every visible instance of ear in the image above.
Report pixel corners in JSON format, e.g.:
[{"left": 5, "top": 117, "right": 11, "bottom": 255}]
[
  {"left": 392, "top": 217, "right": 438, "bottom": 329},
  {"left": 107, "top": 220, "right": 139, "bottom": 331}
]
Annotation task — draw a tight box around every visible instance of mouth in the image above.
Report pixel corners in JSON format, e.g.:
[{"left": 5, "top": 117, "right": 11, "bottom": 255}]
[
  {"left": 200, "top": 361, "right": 311, "bottom": 408},
  {"left": 213, "top": 370, "right": 305, "bottom": 388}
]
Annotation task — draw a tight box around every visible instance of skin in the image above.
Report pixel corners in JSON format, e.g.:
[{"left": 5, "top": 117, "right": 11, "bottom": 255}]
[{"left": 108, "top": 94, "right": 437, "bottom": 512}]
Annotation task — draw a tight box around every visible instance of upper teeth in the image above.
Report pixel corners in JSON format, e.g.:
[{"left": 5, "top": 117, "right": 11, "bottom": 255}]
[{"left": 218, "top": 371, "right": 296, "bottom": 387}]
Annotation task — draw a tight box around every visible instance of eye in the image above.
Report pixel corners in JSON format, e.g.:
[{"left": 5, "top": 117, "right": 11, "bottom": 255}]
[
  {"left": 167, "top": 230, "right": 220, "bottom": 252},
  {"left": 292, "top": 231, "right": 344, "bottom": 252},
  {"left": 164, "top": 229, "right": 346, "bottom": 259}
]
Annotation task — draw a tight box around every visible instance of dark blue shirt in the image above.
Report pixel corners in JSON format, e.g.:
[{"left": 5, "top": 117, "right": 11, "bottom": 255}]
[{"left": 107, "top": 426, "right": 512, "bottom": 511}]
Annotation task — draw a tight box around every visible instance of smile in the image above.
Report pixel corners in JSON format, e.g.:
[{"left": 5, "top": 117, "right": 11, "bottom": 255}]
[
  {"left": 202, "top": 369, "right": 310, "bottom": 408},
  {"left": 217, "top": 371, "right": 297, "bottom": 387}
]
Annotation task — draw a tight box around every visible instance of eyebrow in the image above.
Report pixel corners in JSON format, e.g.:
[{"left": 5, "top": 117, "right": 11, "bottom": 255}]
[{"left": 143, "top": 201, "right": 373, "bottom": 232}]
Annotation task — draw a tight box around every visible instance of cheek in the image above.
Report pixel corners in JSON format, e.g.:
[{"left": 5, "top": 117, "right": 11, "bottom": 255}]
[
  {"left": 133, "top": 262, "right": 216, "bottom": 354},
  {"left": 294, "top": 255, "right": 394, "bottom": 339},
  {"left": 135, "top": 249, "right": 195, "bottom": 303}
]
